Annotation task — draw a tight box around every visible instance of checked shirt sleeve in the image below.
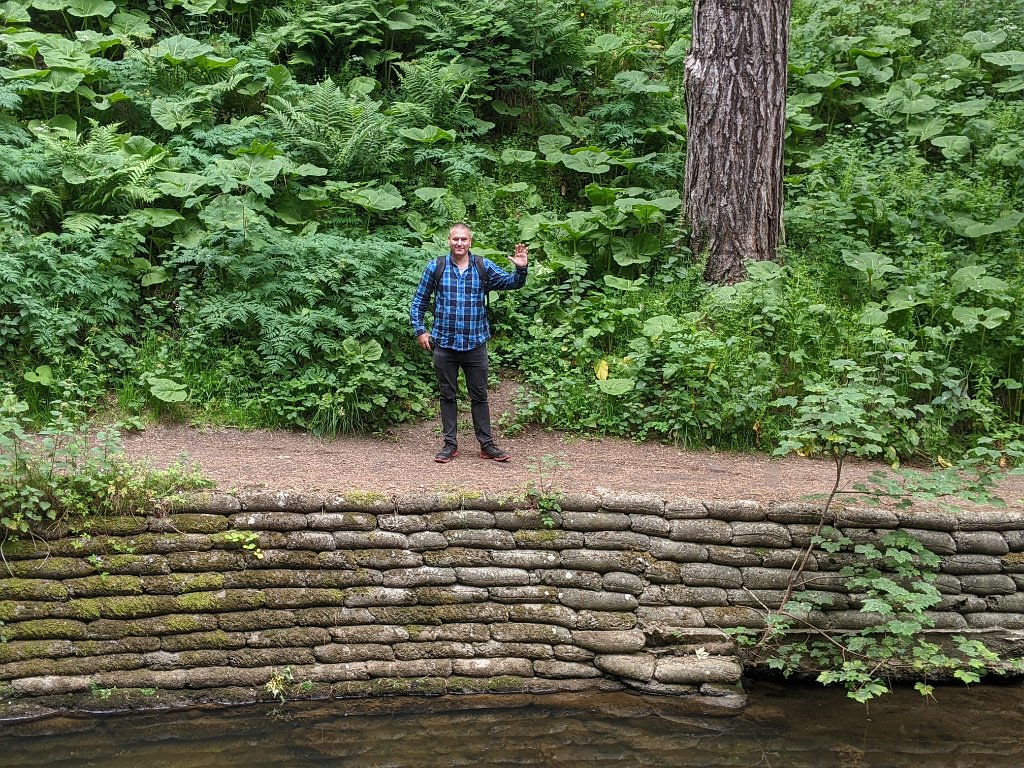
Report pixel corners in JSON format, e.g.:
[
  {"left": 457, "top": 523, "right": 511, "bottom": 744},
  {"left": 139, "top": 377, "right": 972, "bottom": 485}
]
[
  {"left": 482, "top": 259, "right": 527, "bottom": 291},
  {"left": 410, "top": 260, "right": 437, "bottom": 337}
]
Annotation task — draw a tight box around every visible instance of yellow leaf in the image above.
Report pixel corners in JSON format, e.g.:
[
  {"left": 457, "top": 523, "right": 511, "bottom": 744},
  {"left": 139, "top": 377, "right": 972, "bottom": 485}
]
[
  {"left": 936, "top": 455, "right": 952, "bottom": 468},
  {"left": 595, "top": 359, "right": 609, "bottom": 381}
]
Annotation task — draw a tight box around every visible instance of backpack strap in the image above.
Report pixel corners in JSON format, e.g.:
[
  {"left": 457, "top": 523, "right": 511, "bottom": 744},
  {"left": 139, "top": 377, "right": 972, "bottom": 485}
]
[{"left": 430, "top": 255, "right": 446, "bottom": 297}]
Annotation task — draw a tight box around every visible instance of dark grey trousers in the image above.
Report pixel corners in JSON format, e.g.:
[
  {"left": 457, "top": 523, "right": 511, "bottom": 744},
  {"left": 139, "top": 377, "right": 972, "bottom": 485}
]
[{"left": 432, "top": 343, "right": 493, "bottom": 449}]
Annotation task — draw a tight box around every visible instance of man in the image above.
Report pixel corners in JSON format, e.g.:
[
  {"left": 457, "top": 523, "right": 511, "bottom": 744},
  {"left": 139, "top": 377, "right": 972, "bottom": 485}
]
[{"left": 410, "top": 223, "right": 528, "bottom": 463}]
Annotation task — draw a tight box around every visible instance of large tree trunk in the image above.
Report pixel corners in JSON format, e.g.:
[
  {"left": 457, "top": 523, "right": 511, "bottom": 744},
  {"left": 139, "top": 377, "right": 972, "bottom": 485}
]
[{"left": 684, "top": 0, "right": 791, "bottom": 284}]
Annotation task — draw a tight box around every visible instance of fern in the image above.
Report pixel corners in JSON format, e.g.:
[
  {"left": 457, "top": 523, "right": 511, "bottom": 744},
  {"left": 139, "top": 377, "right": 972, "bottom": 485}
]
[
  {"left": 264, "top": 80, "right": 404, "bottom": 180},
  {"left": 394, "top": 55, "right": 478, "bottom": 129}
]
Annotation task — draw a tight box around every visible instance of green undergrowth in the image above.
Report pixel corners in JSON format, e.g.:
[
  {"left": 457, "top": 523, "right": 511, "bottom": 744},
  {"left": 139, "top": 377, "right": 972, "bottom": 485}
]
[
  {"left": 0, "top": 0, "right": 1020, "bottom": 468},
  {"left": 0, "top": 390, "right": 211, "bottom": 540}
]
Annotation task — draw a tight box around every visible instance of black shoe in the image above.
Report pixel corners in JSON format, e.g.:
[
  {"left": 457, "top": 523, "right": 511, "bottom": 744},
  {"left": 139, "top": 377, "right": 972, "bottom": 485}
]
[
  {"left": 479, "top": 444, "right": 511, "bottom": 462},
  {"left": 435, "top": 444, "right": 459, "bottom": 463}
]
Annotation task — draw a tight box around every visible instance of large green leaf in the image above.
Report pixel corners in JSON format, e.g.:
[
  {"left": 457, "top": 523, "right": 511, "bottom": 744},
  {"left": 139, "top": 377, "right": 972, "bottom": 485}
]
[
  {"left": 596, "top": 378, "right": 635, "bottom": 396},
  {"left": 149, "top": 35, "right": 213, "bottom": 64},
  {"left": 930, "top": 135, "right": 970, "bottom": 159},
  {"left": 584, "top": 183, "right": 619, "bottom": 206},
  {"left": 859, "top": 304, "right": 890, "bottom": 326},
  {"left": 231, "top": 154, "right": 284, "bottom": 198},
  {"left": 855, "top": 55, "right": 894, "bottom": 83},
  {"left": 614, "top": 70, "right": 670, "bottom": 94},
  {"left": 664, "top": 37, "right": 689, "bottom": 65},
  {"left": 788, "top": 92, "right": 823, "bottom": 109},
  {"left": 148, "top": 377, "right": 187, "bottom": 403},
  {"left": 885, "top": 80, "right": 938, "bottom": 115},
  {"left": 150, "top": 98, "right": 200, "bottom": 131},
  {"left": 154, "top": 171, "right": 208, "bottom": 197},
  {"left": 495, "top": 182, "right": 530, "bottom": 197},
  {"left": 611, "top": 233, "right": 660, "bottom": 266},
  {"left": 2, "top": 2, "right": 32, "bottom": 22},
  {"left": 946, "top": 98, "right": 989, "bottom": 116},
  {"left": 938, "top": 53, "right": 972, "bottom": 71},
  {"left": 951, "top": 306, "right": 1011, "bottom": 330},
  {"left": 603, "top": 275, "right": 646, "bottom": 292},
  {"left": 984, "top": 143, "right": 1021, "bottom": 166},
  {"left": 199, "top": 193, "right": 271, "bottom": 230},
  {"left": 491, "top": 99, "right": 523, "bottom": 116},
  {"left": 586, "top": 33, "right": 625, "bottom": 55},
  {"left": 0, "top": 66, "right": 48, "bottom": 82},
  {"left": 66, "top": 0, "right": 115, "bottom": 17},
  {"left": 398, "top": 125, "right": 455, "bottom": 143},
  {"left": 23, "top": 365, "right": 53, "bottom": 385},
  {"left": 843, "top": 249, "right": 900, "bottom": 282},
  {"left": 962, "top": 30, "right": 1006, "bottom": 53},
  {"left": 500, "top": 148, "right": 536, "bottom": 163},
  {"left": 885, "top": 285, "right": 928, "bottom": 311},
  {"left": 36, "top": 35, "right": 93, "bottom": 69},
  {"left": 538, "top": 134, "right": 571, "bottom": 158},
  {"left": 961, "top": 211, "right": 1022, "bottom": 238},
  {"left": 907, "top": 117, "right": 947, "bottom": 142},
  {"left": 348, "top": 183, "right": 406, "bottom": 212},
  {"left": 562, "top": 149, "right": 611, "bottom": 174},
  {"left": 107, "top": 10, "right": 147, "bottom": 36},
  {"left": 951, "top": 265, "right": 1011, "bottom": 295},
  {"left": 981, "top": 50, "right": 1024, "bottom": 67},
  {"left": 133, "top": 208, "right": 184, "bottom": 227},
  {"left": 995, "top": 75, "right": 1024, "bottom": 94},
  {"left": 342, "top": 337, "right": 383, "bottom": 362},
  {"left": 140, "top": 267, "right": 170, "bottom": 286},
  {"left": 642, "top": 315, "right": 681, "bottom": 338},
  {"left": 31, "top": 69, "right": 84, "bottom": 93}
]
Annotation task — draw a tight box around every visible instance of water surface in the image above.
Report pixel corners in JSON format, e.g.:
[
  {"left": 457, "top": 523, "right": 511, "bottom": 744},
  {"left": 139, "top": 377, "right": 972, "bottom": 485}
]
[{"left": 5, "top": 681, "right": 1022, "bottom": 767}]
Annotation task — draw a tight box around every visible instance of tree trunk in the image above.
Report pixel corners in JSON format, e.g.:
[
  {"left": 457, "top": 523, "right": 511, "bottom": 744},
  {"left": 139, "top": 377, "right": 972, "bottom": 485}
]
[{"left": 684, "top": 0, "right": 791, "bottom": 284}]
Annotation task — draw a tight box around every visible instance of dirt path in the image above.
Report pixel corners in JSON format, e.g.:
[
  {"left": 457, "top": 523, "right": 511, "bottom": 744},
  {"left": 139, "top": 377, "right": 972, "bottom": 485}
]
[{"left": 121, "top": 383, "right": 1024, "bottom": 509}]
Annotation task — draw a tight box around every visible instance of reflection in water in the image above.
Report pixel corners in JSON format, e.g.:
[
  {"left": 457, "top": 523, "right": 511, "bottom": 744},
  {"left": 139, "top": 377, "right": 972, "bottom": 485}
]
[{"left": 4, "top": 680, "right": 1023, "bottom": 767}]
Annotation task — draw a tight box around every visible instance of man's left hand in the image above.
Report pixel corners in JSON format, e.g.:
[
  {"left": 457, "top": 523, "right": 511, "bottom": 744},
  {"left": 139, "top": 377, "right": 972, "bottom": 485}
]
[{"left": 509, "top": 242, "right": 529, "bottom": 269}]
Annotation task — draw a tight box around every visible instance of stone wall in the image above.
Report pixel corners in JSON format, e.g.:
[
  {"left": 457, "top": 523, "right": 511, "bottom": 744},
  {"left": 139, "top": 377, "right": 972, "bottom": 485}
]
[{"left": 2, "top": 490, "right": 1023, "bottom": 720}]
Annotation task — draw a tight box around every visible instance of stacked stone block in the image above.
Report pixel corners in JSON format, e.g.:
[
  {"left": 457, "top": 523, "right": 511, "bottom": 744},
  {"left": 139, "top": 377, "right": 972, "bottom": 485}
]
[{"left": 1, "top": 491, "right": 1023, "bottom": 718}]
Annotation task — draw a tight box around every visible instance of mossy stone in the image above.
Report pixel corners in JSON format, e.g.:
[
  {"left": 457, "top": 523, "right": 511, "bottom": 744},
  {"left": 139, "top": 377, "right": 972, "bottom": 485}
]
[
  {"left": 485, "top": 675, "right": 526, "bottom": 692},
  {"left": 65, "top": 575, "right": 143, "bottom": 598},
  {"left": 8, "top": 558, "right": 93, "bottom": 580},
  {"left": 176, "top": 589, "right": 266, "bottom": 613},
  {"left": 164, "top": 514, "right": 231, "bottom": 534},
  {"left": 99, "top": 554, "right": 170, "bottom": 576},
  {"left": 148, "top": 614, "right": 217, "bottom": 635},
  {"left": 0, "top": 539, "right": 48, "bottom": 559},
  {"left": 142, "top": 572, "right": 225, "bottom": 595},
  {"left": 0, "top": 639, "right": 74, "bottom": 664},
  {"left": 81, "top": 516, "right": 149, "bottom": 536},
  {"left": 0, "top": 601, "right": 53, "bottom": 622},
  {"left": 7, "top": 619, "right": 87, "bottom": 640},
  {"left": 0, "top": 579, "right": 68, "bottom": 601}
]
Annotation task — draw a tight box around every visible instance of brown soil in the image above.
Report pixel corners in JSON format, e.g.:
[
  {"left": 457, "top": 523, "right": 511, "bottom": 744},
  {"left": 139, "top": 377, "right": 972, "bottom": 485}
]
[{"left": 122, "top": 380, "right": 1024, "bottom": 508}]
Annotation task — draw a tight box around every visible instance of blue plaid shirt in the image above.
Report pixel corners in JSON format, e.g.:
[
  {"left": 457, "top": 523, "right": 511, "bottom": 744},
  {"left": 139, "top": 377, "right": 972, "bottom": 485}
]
[{"left": 410, "top": 253, "right": 527, "bottom": 351}]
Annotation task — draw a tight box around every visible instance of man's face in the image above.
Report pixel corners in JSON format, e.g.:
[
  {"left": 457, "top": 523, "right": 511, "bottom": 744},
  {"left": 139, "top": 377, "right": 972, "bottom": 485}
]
[{"left": 448, "top": 227, "right": 472, "bottom": 258}]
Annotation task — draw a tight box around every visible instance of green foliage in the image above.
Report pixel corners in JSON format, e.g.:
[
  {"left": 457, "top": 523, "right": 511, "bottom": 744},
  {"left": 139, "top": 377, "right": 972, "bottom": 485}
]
[
  {"left": 525, "top": 453, "right": 568, "bottom": 528},
  {"left": 0, "top": 0, "right": 1018, "bottom": 464},
  {"left": 736, "top": 525, "right": 1010, "bottom": 703},
  {"left": 0, "top": 390, "right": 210, "bottom": 539},
  {"left": 264, "top": 665, "right": 294, "bottom": 703},
  {"left": 220, "top": 529, "right": 264, "bottom": 558}
]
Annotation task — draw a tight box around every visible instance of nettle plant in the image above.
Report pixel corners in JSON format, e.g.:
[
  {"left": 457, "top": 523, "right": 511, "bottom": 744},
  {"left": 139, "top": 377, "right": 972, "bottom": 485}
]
[{"left": 732, "top": 358, "right": 1024, "bottom": 702}]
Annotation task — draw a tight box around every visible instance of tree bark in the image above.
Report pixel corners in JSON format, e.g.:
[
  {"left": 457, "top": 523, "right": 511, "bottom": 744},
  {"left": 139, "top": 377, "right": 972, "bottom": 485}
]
[{"left": 684, "top": 0, "right": 791, "bottom": 284}]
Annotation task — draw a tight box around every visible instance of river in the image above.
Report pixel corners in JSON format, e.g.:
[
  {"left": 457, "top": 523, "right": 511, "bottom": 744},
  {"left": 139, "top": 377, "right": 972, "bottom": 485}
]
[{"left": 4, "top": 680, "right": 1022, "bottom": 767}]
